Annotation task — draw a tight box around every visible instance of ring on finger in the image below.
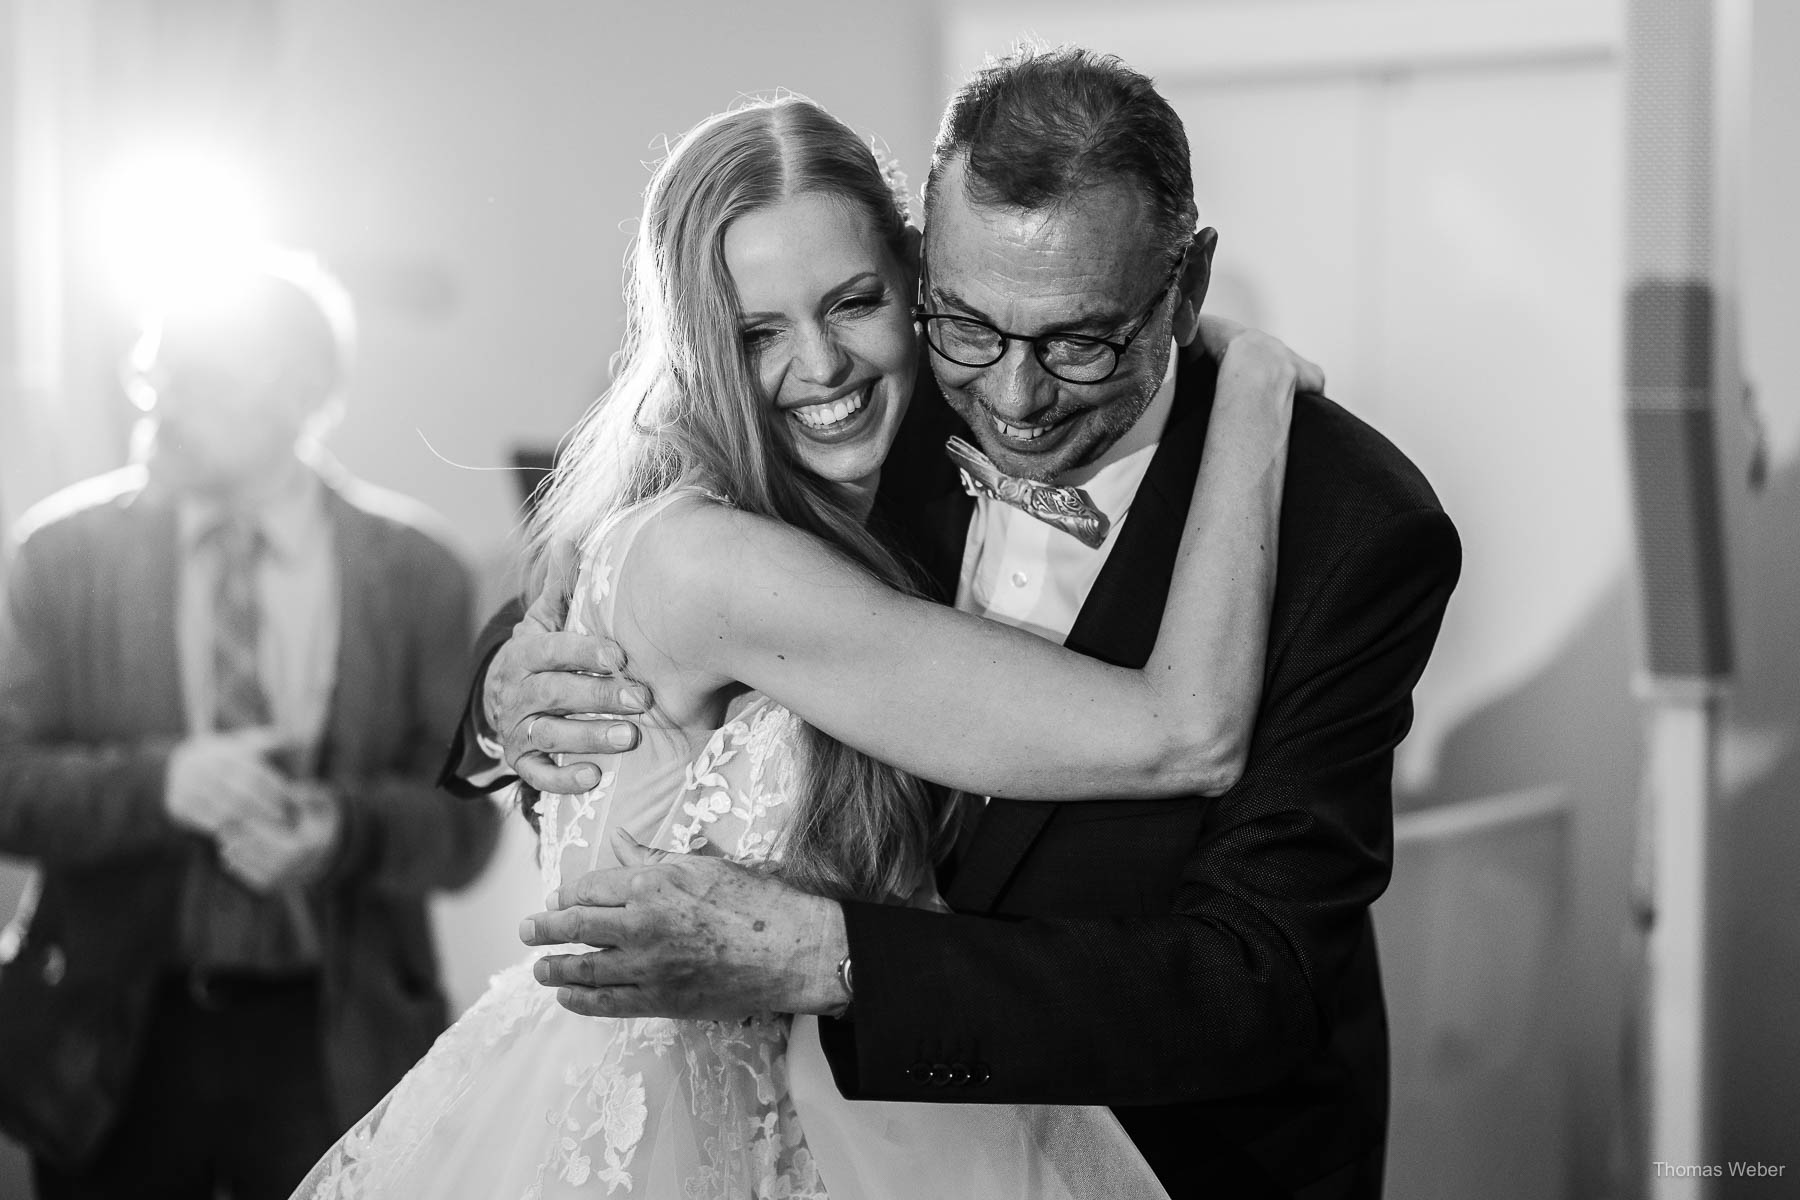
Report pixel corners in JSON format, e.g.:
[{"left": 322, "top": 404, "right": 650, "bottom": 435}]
[{"left": 524, "top": 713, "right": 546, "bottom": 746}]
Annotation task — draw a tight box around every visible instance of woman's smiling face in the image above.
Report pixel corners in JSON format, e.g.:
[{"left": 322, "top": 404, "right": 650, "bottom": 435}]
[{"left": 724, "top": 190, "right": 917, "bottom": 494}]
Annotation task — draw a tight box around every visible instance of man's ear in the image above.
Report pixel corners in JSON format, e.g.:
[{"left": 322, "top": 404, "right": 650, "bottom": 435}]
[{"left": 1170, "top": 227, "right": 1218, "bottom": 347}]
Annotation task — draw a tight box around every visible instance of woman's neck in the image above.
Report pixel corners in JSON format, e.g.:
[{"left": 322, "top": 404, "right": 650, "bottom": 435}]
[{"left": 838, "top": 471, "right": 879, "bottom": 523}]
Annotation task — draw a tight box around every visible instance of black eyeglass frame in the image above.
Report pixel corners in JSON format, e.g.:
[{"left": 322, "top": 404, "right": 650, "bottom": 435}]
[{"left": 912, "top": 246, "right": 1188, "bottom": 385}]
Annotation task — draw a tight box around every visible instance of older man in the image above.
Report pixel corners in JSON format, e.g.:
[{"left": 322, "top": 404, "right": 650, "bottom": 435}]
[
  {"left": 456, "top": 49, "right": 1459, "bottom": 1200},
  {"left": 0, "top": 250, "right": 501, "bottom": 1199}
]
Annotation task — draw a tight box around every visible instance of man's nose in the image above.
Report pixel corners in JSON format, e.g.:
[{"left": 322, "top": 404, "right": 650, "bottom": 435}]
[
  {"left": 980, "top": 341, "right": 1054, "bottom": 420},
  {"left": 792, "top": 325, "right": 852, "bottom": 388}
]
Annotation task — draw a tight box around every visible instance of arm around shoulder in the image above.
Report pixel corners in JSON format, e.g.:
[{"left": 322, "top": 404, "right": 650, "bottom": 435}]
[
  {"left": 623, "top": 493, "right": 1270, "bottom": 801},
  {"left": 436, "top": 596, "right": 527, "bottom": 797}
]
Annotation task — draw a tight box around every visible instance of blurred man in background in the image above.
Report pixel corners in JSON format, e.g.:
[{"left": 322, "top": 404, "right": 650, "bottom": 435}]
[{"left": 0, "top": 249, "right": 501, "bottom": 1199}]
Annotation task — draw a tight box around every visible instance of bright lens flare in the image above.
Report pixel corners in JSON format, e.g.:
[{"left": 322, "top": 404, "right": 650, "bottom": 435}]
[{"left": 94, "top": 146, "right": 269, "bottom": 316}]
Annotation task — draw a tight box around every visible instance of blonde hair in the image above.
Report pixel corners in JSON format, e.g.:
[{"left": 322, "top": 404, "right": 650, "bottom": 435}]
[{"left": 532, "top": 97, "right": 950, "bottom": 903}]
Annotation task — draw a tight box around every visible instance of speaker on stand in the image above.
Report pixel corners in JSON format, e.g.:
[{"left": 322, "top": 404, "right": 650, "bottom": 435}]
[{"left": 1622, "top": 1, "right": 1749, "bottom": 1196}]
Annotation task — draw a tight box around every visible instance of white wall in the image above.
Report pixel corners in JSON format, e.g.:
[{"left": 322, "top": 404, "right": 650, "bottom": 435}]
[{"left": 272, "top": 0, "right": 940, "bottom": 587}]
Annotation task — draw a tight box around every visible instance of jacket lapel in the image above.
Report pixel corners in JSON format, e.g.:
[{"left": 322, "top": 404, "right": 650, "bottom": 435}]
[
  {"left": 945, "top": 351, "right": 1220, "bottom": 913},
  {"left": 317, "top": 480, "right": 374, "bottom": 779},
  {"left": 1064, "top": 351, "right": 1217, "bottom": 667}
]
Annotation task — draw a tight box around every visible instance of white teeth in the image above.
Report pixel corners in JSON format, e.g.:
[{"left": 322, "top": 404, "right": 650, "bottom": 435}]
[
  {"left": 793, "top": 386, "right": 869, "bottom": 429},
  {"left": 991, "top": 413, "right": 1053, "bottom": 442}
]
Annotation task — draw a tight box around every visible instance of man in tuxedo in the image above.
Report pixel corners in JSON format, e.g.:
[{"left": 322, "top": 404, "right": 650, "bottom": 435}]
[
  {"left": 0, "top": 250, "right": 502, "bottom": 1198},
  {"left": 460, "top": 48, "right": 1459, "bottom": 1199}
]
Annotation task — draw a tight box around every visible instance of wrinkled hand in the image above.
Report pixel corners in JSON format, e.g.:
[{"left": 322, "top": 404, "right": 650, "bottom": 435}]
[
  {"left": 164, "top": 728, "right": 288, "bottom": 834},
  {"left": 1194, "top": 314, "right": 1327, "bottom": 395},
  {"left": 519, "top": 830, "right": 847, "bottom": 1020},
  {"left": 216, "top": 781, "right": 342, "bottom": 894},
  {"left": 484, "top": 544, "right": 653, "bottom": 794}
]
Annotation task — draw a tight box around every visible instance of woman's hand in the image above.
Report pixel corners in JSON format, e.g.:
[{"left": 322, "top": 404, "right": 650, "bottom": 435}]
[{"left": 1193, "top": 314, "right": 1326, "bottom": 396}]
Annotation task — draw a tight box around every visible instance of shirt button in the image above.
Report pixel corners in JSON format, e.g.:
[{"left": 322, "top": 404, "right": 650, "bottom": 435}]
[{"left": 1010, "top": 570, "right": 1028, "bottom": 588}]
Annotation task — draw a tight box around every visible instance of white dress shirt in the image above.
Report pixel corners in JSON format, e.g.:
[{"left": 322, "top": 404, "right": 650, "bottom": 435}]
[{"left": 955, "top": 343, "right": 1178, "bottom": 643}]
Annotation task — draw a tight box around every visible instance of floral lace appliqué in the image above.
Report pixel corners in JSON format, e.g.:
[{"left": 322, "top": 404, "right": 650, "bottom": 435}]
[{"left": 666, "top": 701, "right": 802, "bottom": 865}]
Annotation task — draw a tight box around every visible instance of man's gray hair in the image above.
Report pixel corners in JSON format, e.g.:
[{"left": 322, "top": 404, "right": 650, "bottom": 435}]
[{"left": 925, "top": 44, "right": 1199, "bottom": 259}]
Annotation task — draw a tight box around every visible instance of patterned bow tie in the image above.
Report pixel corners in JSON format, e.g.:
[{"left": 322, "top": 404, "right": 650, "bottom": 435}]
[{"left": 946, "top": 436, "right": 1111, "bottom": 549}]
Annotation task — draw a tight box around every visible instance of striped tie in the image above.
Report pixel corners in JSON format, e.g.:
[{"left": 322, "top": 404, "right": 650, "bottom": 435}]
[
  {"left": 180, "top": 516, "right": 318, "bottom": 972},
  {"left": 212, "top": 519, "right": 271, "bottom": 731}
]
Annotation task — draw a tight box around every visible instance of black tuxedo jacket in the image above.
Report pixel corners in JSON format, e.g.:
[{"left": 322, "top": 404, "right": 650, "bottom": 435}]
[
  {"left": 820, "top": 346, "right": 1460, "bottom": 1199},
  {"left": 443, "top": 346, "right": 1460, "bottom": 1199}
]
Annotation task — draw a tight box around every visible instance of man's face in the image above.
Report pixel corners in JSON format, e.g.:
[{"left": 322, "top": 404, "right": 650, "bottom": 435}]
[
  {"left": 922, "top": 155, "right": 1207, "bottom": 480},
  {"left": 140, "top": 328, "right": 318, "bottom": 501}
]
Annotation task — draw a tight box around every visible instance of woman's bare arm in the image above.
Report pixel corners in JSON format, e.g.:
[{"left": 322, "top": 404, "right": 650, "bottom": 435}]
[{"left": 626, "top": 334, "right": 1294, "bottom": 801}]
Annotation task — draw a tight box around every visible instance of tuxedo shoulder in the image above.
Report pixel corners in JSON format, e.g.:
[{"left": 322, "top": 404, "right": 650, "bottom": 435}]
[
  {"left": 10, "top": 466, "right": 151, "bottom": 548},
  {"left": 1287, "top": 392, "right": 1447, "bottom": 523}
]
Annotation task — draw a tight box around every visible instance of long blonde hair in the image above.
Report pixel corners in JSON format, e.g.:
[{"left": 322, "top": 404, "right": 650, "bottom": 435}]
[{"left": 532, "top": 97, "right": 951, "bottom": 903}]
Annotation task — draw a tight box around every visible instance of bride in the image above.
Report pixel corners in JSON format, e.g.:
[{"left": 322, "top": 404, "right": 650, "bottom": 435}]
[{"left": 295, "top": 95, "right": 1307, "bottom": 1199}]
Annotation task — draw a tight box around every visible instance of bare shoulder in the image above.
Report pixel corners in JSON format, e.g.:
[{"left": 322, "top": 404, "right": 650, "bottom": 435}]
[
  {"left": 619, "top": 491, "right": 871, "bottom": 678},
  {"left": 615, "top": 495, "right": 783, "bottom": 666},
  {"left": 627, "top": 492, "right": 839, "bottom": 599}
]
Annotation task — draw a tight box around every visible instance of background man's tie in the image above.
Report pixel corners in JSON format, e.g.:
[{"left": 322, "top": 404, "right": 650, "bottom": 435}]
[{"left": 181, "top": 517, "right": 320, "bottom": 971}]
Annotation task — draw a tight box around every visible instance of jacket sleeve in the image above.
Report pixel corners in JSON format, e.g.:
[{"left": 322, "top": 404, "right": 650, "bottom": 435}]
[
  {"left": 822, "top": 505, "right": 1461, "bottom": 1105},
  {"left": 324, "top": 547, "right": 503, "bottom": 895},
  {"left": 0, "top": 525, "right": 189, "bottom": 865},
  {"left": 435, "top": 599, "right": 526, "bottom": 798}
]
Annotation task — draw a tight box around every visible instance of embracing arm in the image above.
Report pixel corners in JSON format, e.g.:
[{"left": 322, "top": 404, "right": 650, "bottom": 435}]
[
  {"left": 824, "top": 502, "right": 1462, "bottom": 1103},
  {"left": 436, "top": 598, "right": 525, "bottom": 799},
  {"left": 439, "top": 559, "right": 650, "bottom": 801},
  {"left": 633, "top": 338, "right": 1297, "bottom": 802}
]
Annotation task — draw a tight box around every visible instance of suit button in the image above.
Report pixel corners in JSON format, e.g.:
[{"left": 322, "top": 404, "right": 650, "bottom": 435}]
[
  {"left": 947, "top": 1064, "right": 972, "bottom": 1087},
  {"left": 927, "top": 1063, "right": 952, "bottom": 1087},
  {"left": 970, "top": 1062, "right": 992, "bottom": 1086},
  {"left": 41, "top": 945, "right": 66, "bottom": 987},
  {"left": 907, "top": 1062, "right": 932, "bottom": 1086}
]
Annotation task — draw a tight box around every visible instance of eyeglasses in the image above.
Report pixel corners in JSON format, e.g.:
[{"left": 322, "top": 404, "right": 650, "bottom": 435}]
[{"left": 913, "top": 247, "right": 1185, "bottom": 385}]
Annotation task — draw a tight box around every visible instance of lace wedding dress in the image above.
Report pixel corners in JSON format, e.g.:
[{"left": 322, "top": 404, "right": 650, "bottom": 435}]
[{"left": 292, "top": 491, "right": 1167, "bottom": 1200}]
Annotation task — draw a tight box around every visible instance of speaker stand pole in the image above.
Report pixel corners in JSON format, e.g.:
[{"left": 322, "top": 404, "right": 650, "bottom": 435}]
[{"left": 1639, "top": 685, "right": 1723, "bottom": 1199}]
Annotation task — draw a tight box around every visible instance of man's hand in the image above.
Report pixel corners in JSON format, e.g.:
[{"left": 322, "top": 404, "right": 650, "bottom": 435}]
[
  {"left": 215, "top": 781, "right": 342, "bottom": 893},
  {"left": 164, "top": 728, "right": 289, "bottom": 834},
  {"left": 519, "top": 830, "right": 848, "bottom": 1020},
  {"left": 484, "top": 557, "right": 653, "bottom": 794}
]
